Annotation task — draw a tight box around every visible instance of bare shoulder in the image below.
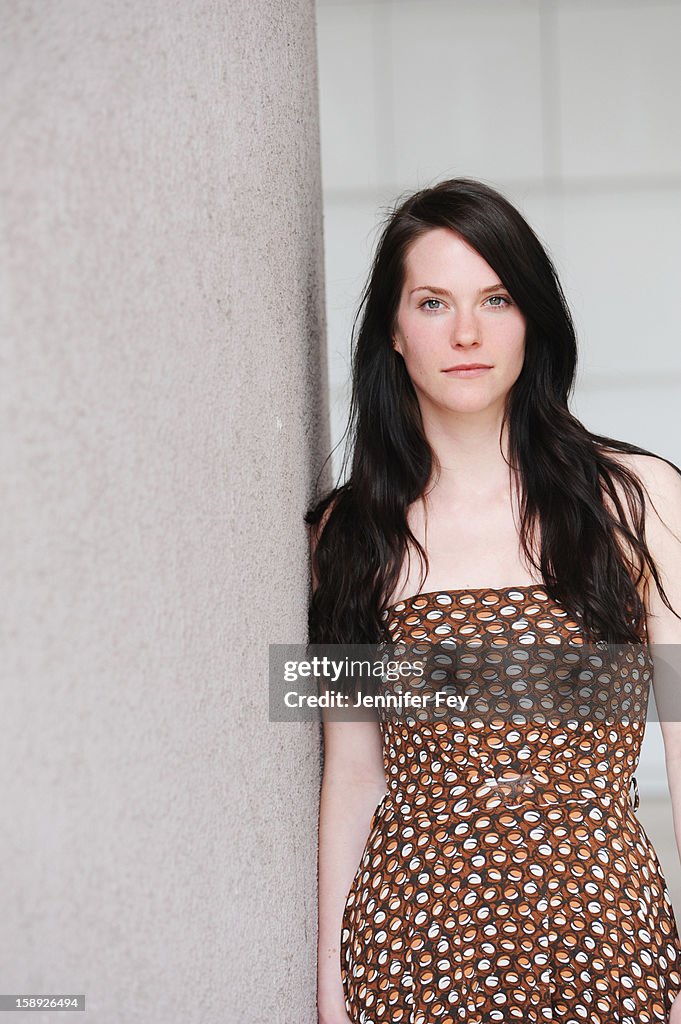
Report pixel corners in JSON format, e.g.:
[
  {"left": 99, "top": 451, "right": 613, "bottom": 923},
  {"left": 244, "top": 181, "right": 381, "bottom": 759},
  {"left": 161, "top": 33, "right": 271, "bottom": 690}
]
[
  {"left": 620, "top": 449, "right": 681, "bottom": 493},
  {"left": 601, "top": 448, "right": 681, "bottom": 531},
  {"left": 600, "top": 450, "right": 681, "bottom": 763},
  {"left": 604, "top": 449, "right": 681, "bottom": 637}
]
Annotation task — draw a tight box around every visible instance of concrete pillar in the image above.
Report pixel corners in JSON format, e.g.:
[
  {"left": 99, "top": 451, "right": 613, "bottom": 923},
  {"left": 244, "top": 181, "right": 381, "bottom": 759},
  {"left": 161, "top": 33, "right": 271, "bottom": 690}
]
[{"left": 1, "top": 2, "right": 328, "bottom": 1020}]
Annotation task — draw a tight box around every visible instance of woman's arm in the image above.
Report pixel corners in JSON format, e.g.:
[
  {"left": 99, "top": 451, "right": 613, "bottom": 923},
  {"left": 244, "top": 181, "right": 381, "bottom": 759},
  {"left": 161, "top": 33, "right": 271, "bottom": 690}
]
[
  {"left": 638, "top": 457, "right": 681, "bottom": 848},
  {"left": 317, "top": 717, "right": 387, "bottom": 1023},
  {"left": 606, "top": 454, "right": 681, "bottom": 1023},
  {"left": 602, "top": 452, "right": 681, "bottom": 764},
  {"left": 634, "top": 457, "right": 681, "bottom": 1023},
  {"left": 309, "top": 516, "right": 388, "bottom": 1022}
]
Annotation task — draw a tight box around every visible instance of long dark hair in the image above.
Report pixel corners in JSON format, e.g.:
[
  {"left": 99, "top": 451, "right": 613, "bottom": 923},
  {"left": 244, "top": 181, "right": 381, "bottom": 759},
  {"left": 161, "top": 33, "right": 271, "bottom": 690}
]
[{"left": 306, "top": 177, "right": 681, "bottom": 646}]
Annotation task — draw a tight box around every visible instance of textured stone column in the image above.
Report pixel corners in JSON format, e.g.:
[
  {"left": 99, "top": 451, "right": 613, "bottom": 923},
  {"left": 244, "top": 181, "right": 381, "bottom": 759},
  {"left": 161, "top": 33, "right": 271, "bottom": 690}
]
[{"left": 1, "top": 2, "right": 327, "bottom": 1020}]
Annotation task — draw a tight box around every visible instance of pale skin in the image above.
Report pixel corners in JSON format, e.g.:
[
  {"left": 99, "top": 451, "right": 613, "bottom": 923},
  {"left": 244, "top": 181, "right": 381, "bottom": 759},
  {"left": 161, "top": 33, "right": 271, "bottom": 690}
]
[{"left": 315, "top": 226, "right": 681, "bottom": 1023}]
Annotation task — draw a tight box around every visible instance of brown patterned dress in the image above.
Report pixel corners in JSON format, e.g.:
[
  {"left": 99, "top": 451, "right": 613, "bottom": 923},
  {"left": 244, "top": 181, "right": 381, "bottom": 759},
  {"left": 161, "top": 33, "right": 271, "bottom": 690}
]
[{"left": 340, "top": 585, "right": 681, "bottom": 1023}]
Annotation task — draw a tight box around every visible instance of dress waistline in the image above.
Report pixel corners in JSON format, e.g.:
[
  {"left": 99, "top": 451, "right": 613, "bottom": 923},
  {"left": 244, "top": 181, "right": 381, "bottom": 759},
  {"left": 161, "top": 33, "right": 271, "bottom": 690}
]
[{"left": 390, "top": 771, "right": 641, "bottom": 816}]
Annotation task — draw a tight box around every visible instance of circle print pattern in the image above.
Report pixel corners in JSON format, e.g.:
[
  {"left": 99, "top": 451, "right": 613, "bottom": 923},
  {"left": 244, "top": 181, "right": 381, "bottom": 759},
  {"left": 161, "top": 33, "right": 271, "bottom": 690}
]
[{"left": 339, "top": 586, "right": 681, "bottom": 1023}]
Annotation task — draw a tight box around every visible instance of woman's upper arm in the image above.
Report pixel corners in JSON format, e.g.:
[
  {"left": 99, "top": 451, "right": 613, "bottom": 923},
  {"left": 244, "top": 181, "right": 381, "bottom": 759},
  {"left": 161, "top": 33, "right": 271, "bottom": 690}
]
[
  {"left": 309, "top": 499, "right": 387, "bottom": 788},
  {"left": 601, "top": 451, "right": 681, "bottom": 640},
  {"left": 321, "top": 716, "right": 387, "bottom": 789},
  {"left": 633, "top": 456, "right": 681, "bottom": 760},
  {"left": 637, "top": 456, "right": 681, "bottom": 645}
]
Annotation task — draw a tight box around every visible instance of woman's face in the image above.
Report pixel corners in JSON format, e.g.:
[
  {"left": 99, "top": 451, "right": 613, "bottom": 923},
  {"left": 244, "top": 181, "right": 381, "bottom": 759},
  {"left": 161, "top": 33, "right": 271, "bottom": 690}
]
[{"left": 392, "top": 227, "right": 526, "bottom": 417}]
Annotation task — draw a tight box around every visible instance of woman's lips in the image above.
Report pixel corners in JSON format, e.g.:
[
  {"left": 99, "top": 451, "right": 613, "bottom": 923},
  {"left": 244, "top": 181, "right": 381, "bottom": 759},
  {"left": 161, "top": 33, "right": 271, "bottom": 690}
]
[{"left": 442, "top": 365, "right": 492, "bottom": 378}]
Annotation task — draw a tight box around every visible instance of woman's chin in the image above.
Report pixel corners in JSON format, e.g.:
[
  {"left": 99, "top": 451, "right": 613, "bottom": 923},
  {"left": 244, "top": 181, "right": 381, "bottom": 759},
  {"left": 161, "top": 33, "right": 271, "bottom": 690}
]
[{"left": 436, "top": 394, "right": 501, "bottom": 416}]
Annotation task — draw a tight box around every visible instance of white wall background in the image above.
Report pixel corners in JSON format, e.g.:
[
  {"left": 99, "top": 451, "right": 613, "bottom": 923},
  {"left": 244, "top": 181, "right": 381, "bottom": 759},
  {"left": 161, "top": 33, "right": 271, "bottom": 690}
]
[{"left": 315, "top": 0, "right": 681, "bottom": 797}]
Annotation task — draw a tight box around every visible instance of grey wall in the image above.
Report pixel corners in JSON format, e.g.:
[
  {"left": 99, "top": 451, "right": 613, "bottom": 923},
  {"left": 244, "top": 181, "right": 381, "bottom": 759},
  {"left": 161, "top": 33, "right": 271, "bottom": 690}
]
[{"left": 1, "top": 2, "right": 327, "bottom": 1021}]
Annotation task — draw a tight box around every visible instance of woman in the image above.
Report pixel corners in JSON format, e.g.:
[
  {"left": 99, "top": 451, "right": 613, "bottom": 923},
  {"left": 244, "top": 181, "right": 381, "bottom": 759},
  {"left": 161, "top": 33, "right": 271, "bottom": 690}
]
[{"left": 308, "top": 177, "right": 681, "bottom": 1023}]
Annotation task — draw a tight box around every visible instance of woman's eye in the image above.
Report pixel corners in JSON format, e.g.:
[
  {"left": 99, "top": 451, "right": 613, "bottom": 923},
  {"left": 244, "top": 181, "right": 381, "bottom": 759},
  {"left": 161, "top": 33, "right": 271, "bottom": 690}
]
[
  {"left": 485, "top": 294, "right": 511, "bottom": 309},
  {"left": 421, "top": 298, "right": 444, "bottom": 311}
]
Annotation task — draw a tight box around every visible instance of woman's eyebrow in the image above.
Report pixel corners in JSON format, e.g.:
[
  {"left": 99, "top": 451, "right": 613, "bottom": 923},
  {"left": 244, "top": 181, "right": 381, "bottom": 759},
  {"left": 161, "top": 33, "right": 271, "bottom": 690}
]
[{"left": 409, "top": 282, "right": 506, "bottom": 297}]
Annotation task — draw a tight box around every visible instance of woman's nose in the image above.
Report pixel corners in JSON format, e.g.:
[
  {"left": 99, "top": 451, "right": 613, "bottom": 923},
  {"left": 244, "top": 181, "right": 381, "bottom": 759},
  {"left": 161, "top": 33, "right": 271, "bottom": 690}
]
[{"left": 451, "top": 310, "right": 480, "bottom": 346}]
